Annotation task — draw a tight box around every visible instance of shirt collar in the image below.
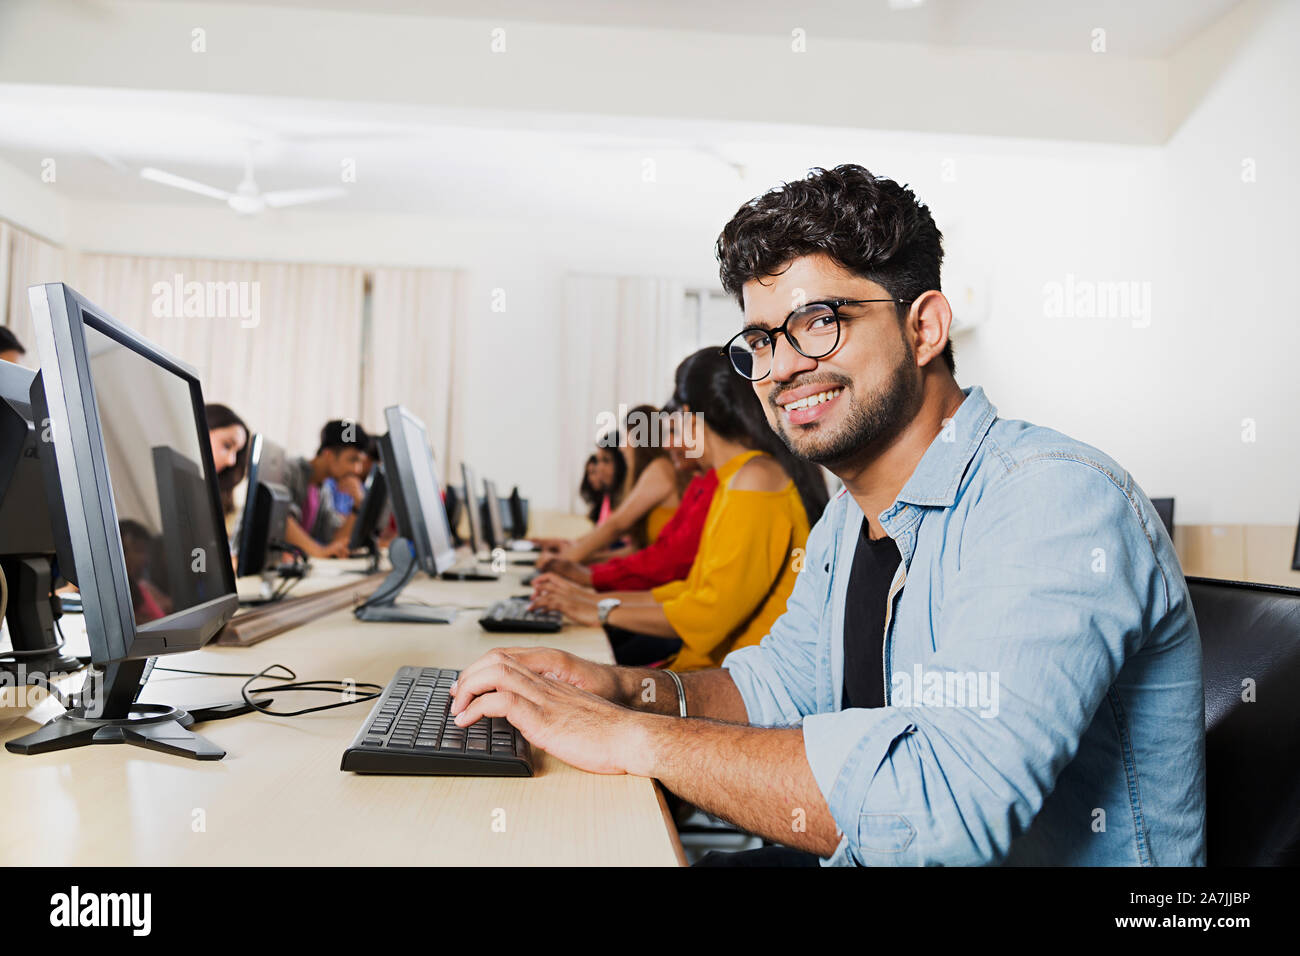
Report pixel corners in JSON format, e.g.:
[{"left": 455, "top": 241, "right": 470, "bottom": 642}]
[{"left": 892, "top": 385, "right": 998, "bottom": 510}]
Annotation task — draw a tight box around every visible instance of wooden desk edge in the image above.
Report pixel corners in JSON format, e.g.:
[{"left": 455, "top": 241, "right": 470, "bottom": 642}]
[{"left": 654, "top": 782, "right": 688, "bottom": 867}]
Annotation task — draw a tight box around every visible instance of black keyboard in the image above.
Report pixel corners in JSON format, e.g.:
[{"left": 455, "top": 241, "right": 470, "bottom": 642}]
[
  {"left": 340, "top": 666, "right": 533, "bottom": 776},
  {"left": 478, "top": 598, "right": 563, "bottom": 633}
]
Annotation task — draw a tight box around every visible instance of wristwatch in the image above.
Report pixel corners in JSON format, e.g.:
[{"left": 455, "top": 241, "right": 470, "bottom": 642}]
[{"left": 596, "top": 597, "right": 622, "bottom": 626}]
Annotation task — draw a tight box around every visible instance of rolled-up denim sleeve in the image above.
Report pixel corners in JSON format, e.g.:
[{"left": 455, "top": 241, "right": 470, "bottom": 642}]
[
  {"left": 722, "top": 505, "right": 836, "bottom": 727},
  {"left": 802, "top": 459, "right": 1165, "bottom": 865}
]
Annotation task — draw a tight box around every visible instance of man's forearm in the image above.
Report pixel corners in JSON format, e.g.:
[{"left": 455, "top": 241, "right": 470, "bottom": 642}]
[
  {"left": 283, "top": 517, "right": 320, "bottom": 557},
  {"left": 630, "top": 717, "right": 840, "bottom": 857},
  {"left": 614, "top": 666, "right": 749, "bottom": 723}
]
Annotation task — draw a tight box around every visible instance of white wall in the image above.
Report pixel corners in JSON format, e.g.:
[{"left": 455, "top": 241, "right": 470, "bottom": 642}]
[{"left": 2, "top": 1, "right": 1295, "bottom": 523}]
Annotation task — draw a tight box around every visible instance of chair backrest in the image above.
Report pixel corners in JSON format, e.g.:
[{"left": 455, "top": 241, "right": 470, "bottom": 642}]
[
  {"left": 1151, "top": 497, "right": 1174, "bottom": 536},
  {"left": 1187, "top": 576, "right": 1300, "bottom": 866}
]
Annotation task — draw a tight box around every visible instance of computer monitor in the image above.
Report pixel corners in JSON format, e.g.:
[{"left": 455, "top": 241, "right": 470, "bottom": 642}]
[
  {"left": 379, "top": 405, "right": 456, "bottom": 576},
  {"left": 443, "top": 482, "right": 464, "bottom": 547},
  {"left": 482, "top": 477, "right": 506, "bottom": 550},
  {"left": 1152, "top": 498, "right": 1175, "bottom": 538},
  {"left": 235, "top": 433, "right": 294, "bottom": 577},
  {"left": 7, "top": 283, "right": 239, "bottom": 760},
  {"left": 460, "top": 462, "right": 487, "bottom": 556},
  {"left": 0, "top": 358, "right": 81, "bottom": 680},
  {"left": 236, "top": 481, "right": 293, "bottom": 581},
  {"left": 508, "top": 486, "right": 529, "bottom": 540},
  {"left": 347, "top": 462, "right": 390, "bottom": 554}
]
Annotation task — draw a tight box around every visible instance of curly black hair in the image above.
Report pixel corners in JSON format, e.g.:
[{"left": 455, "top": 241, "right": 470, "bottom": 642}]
[{"left": 715, "top": 164, "right": 953, "bottom": 373}]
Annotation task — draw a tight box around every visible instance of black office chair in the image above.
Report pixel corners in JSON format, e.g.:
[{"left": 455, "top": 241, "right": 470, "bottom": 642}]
[{"left": 1188, "top": 576, "right": 1300, "bottom": 866}]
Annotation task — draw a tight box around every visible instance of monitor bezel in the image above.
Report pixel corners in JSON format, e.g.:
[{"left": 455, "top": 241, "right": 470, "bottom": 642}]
[
  {"left": 27, "top": 282, "right": 238, "bottom": 663},
  {"left": 482, "top": 477, "right": 505, "bottom": 549},
  {"left": 234, "top": 432, "right": 267, "bottom": 575},
  {"left": 381, "top": 405, "right": 457, "bottom": 575},
  {"left": 460, "top": 462, "right": 486, "bottom": 554}
]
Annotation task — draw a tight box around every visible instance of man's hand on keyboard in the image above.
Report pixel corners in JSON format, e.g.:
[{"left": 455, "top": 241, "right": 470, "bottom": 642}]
[{"left": 447, "top": 648, "right": 654, "bottom": 776}]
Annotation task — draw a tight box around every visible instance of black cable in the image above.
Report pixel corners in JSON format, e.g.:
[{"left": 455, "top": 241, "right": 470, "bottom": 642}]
[
  {"left": 239, "top": 663, "right": 382, "bottom": 717},
  {"left": 152, "top": 662, "right": 382, "bottom": 718},
  {"left": 154, "top": 663, "right": 296, "bottom": 679}
]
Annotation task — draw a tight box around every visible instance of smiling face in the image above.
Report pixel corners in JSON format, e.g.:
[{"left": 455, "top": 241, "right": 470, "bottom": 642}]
[{"left": 742, "top": 253, "right": 924, "bottom": 470}]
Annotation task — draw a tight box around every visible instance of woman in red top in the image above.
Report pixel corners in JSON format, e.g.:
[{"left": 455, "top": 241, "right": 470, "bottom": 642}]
[{"left": 536, "top": 404, "right": 718, "bottom": 591}]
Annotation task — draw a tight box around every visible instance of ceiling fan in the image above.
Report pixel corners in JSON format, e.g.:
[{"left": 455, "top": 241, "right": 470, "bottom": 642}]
[{"left": 138, "top": 149, "right": 347, "bottom": 215}]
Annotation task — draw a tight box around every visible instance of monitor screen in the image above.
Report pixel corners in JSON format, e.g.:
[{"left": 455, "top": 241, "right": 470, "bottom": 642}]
[
  {"left": 83, "top": 321, "right": 232, "bottom": 625},
  {"left": 384, "top": 406, "right": 456, "bottom": 575}
]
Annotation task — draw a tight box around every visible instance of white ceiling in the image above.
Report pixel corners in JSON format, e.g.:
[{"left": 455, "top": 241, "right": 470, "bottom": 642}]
[
  {"left": 0, "top": 0, "right": 1248, "bottom": 228},
  {"left": 0, "top": 86, "right": 968, "bottom": 228},
  {"left": 222, "top": 0, "right": 1242, "bottom": 57}
]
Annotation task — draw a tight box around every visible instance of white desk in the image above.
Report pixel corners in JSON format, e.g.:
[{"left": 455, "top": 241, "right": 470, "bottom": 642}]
[{"left": 0, "top": 559, "right": 684, "bottom": 866}]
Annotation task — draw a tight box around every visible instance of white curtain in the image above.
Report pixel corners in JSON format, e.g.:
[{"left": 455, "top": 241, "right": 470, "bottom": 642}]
[
  {"left": 71, "top": 254, "right": 366, "bottom": 459},
  {"left": 362, "top": 267, "right": 466, "bottom": 477},
  {"left": 559, "top": 275, "right": 691, "bottom": 513},
  {"left": 1, "top": 220, "right": 68, "bottom": 363}
]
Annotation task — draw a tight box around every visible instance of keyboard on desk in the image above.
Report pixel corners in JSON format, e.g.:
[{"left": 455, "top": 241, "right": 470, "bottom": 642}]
[
  {"left": 478, "top": 597, "right": 563, "bottom": 633},
  {"left": 340, "top": 666, "right": 534, "bottom": 776}
]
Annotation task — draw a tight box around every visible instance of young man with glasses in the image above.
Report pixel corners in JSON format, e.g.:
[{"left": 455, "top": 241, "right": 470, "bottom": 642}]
[{"left": 449, "top": 165, "right": 1206, "bottom": 866}]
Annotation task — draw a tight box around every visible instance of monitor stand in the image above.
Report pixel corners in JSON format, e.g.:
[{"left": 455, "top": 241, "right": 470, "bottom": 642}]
[
  {"left": 1, "top": 555, "right": 93, "bottom": 684},
  {"left": 4, "top": 658, "right": 259, "bottom": 761},
  {"left": 238, "top": 556, "right": 310, "bottom": 607},
  {"left": 346, "top": 536, "right": 382, "bottom": 575},
  {"left": 353, "top": 537, "right": 456, "bottom": 624}
]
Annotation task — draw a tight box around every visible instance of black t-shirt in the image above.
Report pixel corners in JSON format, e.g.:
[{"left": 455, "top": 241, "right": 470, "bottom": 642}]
[{"left": 841, "top": 524, "right": 901, "bottom": 710}]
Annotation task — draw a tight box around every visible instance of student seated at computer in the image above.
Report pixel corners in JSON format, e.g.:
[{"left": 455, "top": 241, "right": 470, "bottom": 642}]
[
  {"left": 538, "top": 398, "right": 717, "bottom": 592},
  {"left": 547, "top": 405, "right": 688, "bottom": 567},
  {"left": 205, "top": 403, "right": 249, "bottom": 518},
  {"left": 282, "top": 419, "right": 371, "bottom": 560},
  {"left": 1, "top": 327, "right": 27, "bottom": 365},
  {"left": 531, "top": 347, "right": 828, "bottom": 670},
  {"left": 532, "top": 444, "right": 630, "bottom": 555}
]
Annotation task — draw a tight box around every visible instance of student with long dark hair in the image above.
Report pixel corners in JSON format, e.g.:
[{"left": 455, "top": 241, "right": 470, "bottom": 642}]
[
  {"left": 531, "top": 346, "right": 828, "bottom": 670},
  {"left": 554, "top": 404, "right": 683, "bottom": 566},
  {"left": 205, "top": 403, "right": 250, "bottom": 517}
]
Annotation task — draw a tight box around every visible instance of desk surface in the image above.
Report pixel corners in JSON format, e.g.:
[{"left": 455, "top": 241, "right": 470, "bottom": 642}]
[{"left": 0, "top": 558, "right": 684, "bottom": 866}]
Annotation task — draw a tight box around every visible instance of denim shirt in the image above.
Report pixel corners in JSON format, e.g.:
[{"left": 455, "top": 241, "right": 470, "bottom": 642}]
[{"left": 723, "top": 386, "right": 1206, "bottom": 866}]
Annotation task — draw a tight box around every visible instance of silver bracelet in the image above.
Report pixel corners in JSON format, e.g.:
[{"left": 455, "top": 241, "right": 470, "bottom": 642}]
[{"left": 664, "top": 669, "right": 687, "bottom": 718}]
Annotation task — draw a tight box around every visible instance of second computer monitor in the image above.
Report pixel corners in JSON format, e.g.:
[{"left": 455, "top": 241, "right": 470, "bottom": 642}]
[
  {"left": 460, "top": 462, "right": 487, "bottom": 555},
  {"left": 482, "top": 477, "right": 506, "bottom": 550},
  {"left": 348, "top": 463, "right": 390, "bottom": 552},
  {"left": 381, "top": 405, "right": 456, "bottom": 575},
  {"left": 235, "top": 434, "right": 291, "bottom": 577}
]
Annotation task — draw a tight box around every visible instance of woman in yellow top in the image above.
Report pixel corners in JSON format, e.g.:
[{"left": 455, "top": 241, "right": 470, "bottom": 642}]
[{"left": 530, "top": 347, "right": 829, "bottom": 670}]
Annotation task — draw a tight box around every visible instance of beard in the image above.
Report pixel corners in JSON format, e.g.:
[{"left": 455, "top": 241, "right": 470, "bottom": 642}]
[{"left": 768, "top": 342, "right": 922, "bottom": 468}]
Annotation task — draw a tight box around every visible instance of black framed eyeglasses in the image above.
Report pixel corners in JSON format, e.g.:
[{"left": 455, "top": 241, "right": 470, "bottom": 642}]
[{"left": 722, "top": 298, "right": 912, "bottom": 381}]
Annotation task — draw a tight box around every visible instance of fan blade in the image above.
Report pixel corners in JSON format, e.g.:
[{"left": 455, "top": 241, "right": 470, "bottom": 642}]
[
  {"left": 261, "top": 186, "right": 347, "bottom": 209},
  {"left": 140, "top": 167, "right": 232, "bottom": 202}
]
